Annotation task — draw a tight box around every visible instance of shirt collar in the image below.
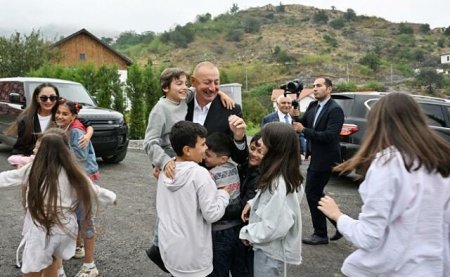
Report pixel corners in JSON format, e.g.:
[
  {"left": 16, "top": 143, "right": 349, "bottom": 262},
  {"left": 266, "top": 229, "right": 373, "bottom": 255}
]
[{"left": 194, "top": 96, "right": 212, "bottom": 112}]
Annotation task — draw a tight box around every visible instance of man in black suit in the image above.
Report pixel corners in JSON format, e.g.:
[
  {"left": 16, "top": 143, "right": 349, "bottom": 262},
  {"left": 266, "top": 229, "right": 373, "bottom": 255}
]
[
  {"left": 295, "top": 77, "right": 344, "bottom": 245},
  {"left": 185, "top": 61, "right": 247, "bottom": 164}
]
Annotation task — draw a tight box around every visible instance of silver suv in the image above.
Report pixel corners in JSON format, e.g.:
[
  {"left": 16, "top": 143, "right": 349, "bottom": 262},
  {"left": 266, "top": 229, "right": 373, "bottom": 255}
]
[{"left": 0, "top": 77, "right": 129, "bottom": 163}]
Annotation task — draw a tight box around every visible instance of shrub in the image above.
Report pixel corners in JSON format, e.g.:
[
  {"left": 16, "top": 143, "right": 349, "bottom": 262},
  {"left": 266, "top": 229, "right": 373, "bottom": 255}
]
[
  {"left": 335, "top": 81, "right": 357, "bottom": 92},
  {"left": 329, "top": 18, "right": 345, "bottom": 29}
]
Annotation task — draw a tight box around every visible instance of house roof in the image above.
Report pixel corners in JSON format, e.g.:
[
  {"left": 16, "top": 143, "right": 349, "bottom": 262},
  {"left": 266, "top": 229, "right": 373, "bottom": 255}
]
[
  {"left": 53, "top": 28, "right": 133, "bottom": 66},
  {"left": 271, "top": 88, "right": 315, "bottom": 102},
  {"left": 441, "top": 52, "right": 450, "bottom": 56}
]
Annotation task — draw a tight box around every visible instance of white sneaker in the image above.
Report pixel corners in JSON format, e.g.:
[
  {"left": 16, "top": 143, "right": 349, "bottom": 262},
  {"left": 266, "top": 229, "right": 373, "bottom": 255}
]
[
  {"left": 73, "top": 246, "right": 85, "bottom": 259},
  {"left": 75, "top": 265, "right": 99, "bottom": 277}
]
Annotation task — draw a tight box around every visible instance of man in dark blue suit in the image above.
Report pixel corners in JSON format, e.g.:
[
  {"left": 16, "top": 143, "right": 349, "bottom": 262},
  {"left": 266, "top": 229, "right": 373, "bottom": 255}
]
[
  {"left": 295, "top": 77, "right": 344, "bottom": 245},
  {"left": 261, "top": 95, "right": 293, "bottom": 126}
]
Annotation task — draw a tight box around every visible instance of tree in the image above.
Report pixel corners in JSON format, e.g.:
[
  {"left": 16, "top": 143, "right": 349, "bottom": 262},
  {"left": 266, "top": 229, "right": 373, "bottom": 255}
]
[
  {"left": 242, "top": 17, "right": 261, "bottom": 33},
  {"left": 415, "top": 68, "right": 446, "bottom": 94},
  {"left": 126, "top": 64, "right": 146, "bottom": 139},
  {"left": 313, "top": 10, "right": 329, "bottom": 24},
  {"left": 359, "top": 52, "right": 381, "bottom": 71},
  {"left": 0, "top": 31, "right": 58, "bottom": 77},
  {"left": 141, "top": 63, "right": 160, "bottom": 126},
  {"left": 230, "top": 3, "right": 239, "bottom": 14},
  {"left": 344, "top": 9, "right": 356, "bottom": 21},
  {"left": 444, "top": 25, "right": 450, "bottom": 36},
  {"left": 398, "top": 23, "right": 414, "bottom": 34},
  {"left": 101, "top": 37, "right": 113, "bottom": 45},
  {"left": 419, "top": 24, "right": 430, "bottom": 34},
  {"left": 196, "top": 13, "right": 212, "bottom": 23},
  {"left": 276, "top": 2, "right": 285, "bottom": 13}
]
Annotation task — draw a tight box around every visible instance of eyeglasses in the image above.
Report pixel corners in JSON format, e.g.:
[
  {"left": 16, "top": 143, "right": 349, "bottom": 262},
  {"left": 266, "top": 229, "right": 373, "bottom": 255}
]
[{"left": 39, "top": 95, "right": 59, "bottom": 102}]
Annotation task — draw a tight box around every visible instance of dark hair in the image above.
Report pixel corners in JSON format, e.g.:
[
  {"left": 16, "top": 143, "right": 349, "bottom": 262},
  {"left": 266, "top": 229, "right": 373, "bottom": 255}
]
[
  {"left": 160, "top": 68, "right": 189, "bottom": 94},
  {"left": 5, "top": 83, "right": 60, "bottom": 142},
  {"left": 250, "top": 132, "right": 261, "bottom": 146},
  {"left": 335, "top": 92, "right": 450, "bottom": 178},
  {"left": 258, "top": 122, "right": 303, "bottom": 194},
  {"left": 206, "top": 132, "right": 232, "bottom": 157},
  {"left": 26, "top": 127, "right": 94, "bottom": 237},
  {"left": 58, "top": 98, "right": 81, "bottom": 115},
  {"left": 323, "top": 77, "right": 333, "bottom": 88},
  {"left": 170, "top": 121, "right": 207, "bottom": 156}
]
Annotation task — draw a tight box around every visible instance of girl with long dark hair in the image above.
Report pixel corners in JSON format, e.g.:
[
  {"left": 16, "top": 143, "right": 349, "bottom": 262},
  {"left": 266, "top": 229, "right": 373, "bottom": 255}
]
[
  {"left": 0, "top": 128, "right": 116, "bottom": 277},
  {"left": 239, "top": 122, "right": 303, "bottom": 277}
]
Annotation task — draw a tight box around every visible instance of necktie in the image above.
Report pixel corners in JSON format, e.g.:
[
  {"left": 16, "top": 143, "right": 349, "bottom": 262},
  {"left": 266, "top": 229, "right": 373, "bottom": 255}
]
[
  {"left": 313, "top": 103, "right": 321, "bottom": 127},
  {"left": 284, "top": 114, "right": 289, "bottom": 124}
]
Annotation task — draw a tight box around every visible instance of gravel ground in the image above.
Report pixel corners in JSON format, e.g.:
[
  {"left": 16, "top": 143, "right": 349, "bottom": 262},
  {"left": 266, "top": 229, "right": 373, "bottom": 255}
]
[{"left": 0, "top": 143, "right": 361, "bottom": 277}]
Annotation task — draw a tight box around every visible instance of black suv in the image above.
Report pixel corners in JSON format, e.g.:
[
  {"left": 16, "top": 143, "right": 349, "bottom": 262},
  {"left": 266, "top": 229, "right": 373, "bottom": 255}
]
[
  {"left": 0, "top": 77, "right": 129, "bottom": 163},
  {"left": 332, "top": 92, "right": 450, "bottom": 161}
]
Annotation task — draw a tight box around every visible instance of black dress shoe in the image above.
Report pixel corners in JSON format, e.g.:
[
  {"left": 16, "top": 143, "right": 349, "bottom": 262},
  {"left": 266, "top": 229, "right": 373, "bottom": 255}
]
[
  {"left": 330, "top": 231, "right": 343, "bottom": 241},
  {"left": 302, "top": 234, "right": 329, "bottom": 245},
  {"left": 146, "top": 245, "right": 169, "bottom": 273}
]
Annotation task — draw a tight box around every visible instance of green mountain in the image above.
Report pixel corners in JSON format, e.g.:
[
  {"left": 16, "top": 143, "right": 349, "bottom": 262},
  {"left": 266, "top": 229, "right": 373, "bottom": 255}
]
[{"left": 113, "top": 4, "right": 450, "bottom": 94}]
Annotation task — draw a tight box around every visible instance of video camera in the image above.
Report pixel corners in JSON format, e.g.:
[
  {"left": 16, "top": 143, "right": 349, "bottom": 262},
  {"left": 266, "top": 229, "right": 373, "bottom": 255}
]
[
  {"left": 280, "top": 79, "right": 303, "bottom": 96},
  {"left": 280, "top": 79, "right": 303, "bottom": 110}
]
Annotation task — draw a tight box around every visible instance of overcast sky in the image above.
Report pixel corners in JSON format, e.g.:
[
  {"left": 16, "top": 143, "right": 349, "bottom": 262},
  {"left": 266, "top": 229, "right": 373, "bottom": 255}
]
[{"left": 1, "top": 0, "right": 448, "bottom": 38}]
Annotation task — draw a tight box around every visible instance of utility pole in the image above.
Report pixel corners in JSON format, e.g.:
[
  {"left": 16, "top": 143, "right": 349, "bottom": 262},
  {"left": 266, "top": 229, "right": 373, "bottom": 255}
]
[{"left": 346, "top": 63, "right": 349, "bottom": 82}]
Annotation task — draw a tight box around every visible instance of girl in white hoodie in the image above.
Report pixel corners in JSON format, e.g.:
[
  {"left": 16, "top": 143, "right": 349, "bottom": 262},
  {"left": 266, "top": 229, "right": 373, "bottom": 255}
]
[
  {"left": 239, "top": 122, "right": 303, "bottom": 277},
  {"left": 0, "top": 128, "right": 116, "bottom": 277}
]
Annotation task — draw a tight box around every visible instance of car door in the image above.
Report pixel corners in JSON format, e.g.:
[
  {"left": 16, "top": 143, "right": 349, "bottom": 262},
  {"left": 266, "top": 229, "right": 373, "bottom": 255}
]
[{"left": 419, "top": 102, "right": 450, "bottom": 142}]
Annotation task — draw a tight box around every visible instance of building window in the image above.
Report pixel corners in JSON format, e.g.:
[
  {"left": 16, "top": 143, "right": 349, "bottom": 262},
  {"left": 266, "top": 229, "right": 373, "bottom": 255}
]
[
  {"left": 447, "top": 56, "right": 449, "bottom": 62},
  {"left": 79, "top": 53, "right": 86, "bottom": 61}
]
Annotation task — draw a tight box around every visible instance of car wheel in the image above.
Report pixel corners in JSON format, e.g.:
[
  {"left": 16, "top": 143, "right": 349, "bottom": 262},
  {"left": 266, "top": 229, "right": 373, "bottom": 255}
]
[{"left": 102, "top": 148, "right": 127, "bottom": 163}]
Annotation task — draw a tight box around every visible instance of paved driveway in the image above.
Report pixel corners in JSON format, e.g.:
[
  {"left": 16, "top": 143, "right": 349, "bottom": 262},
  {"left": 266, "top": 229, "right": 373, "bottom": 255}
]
[{"left": 0, "top": 145, "right": 361, "bottom": 276}]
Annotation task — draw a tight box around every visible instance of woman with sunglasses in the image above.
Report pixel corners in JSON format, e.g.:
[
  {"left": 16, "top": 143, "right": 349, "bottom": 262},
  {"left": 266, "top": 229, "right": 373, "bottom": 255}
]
[{"left": 6, "top": 83, "right": 94, "bottom": 168}]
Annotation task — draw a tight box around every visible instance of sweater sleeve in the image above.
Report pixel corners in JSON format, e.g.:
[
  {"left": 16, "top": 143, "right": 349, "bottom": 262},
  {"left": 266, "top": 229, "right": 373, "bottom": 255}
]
[
  {"left": 143, "top": 103, "right": 172, "bottom": 168},
  {"left": 0, "top": 163, "right": 30, "bottom": 188},
  {"left": 337, "top": 157, "right": 398, "bottom": 250},
  {"left": 196, "top": 167, "right": 230, "bottom": 223},
  {"left": 90, "top": 182, "right": 117, "bottom": 207}
]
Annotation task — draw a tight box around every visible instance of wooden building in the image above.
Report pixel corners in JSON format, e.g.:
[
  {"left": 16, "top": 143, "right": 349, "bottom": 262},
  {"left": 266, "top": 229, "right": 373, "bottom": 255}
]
[{"left": 53, "top": 28, "right": 132, "bottom": 70}]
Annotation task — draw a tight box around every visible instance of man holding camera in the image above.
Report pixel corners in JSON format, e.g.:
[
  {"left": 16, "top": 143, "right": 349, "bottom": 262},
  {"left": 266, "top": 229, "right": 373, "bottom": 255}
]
[{"left": 295, "top": 77, "right": 344, "bottom": 245}]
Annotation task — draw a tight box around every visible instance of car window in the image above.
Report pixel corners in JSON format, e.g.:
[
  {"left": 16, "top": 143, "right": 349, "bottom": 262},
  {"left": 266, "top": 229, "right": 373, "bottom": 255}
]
[
  {"left": 333, "top": 99, "right": 353, "bottom": 116},
  {"left": 26, "top": 82, "right": 96, "bottom": 106},
  {"left": 419, "top": 103, "right": 446, "bottom": 127},
  {"left": 0, "top": 81, "right": 25, "bottom": 102}
]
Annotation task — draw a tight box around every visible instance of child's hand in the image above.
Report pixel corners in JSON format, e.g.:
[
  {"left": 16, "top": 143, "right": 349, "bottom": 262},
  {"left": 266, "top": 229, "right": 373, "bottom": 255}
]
[
  {"left": 78, "top": 134, "right": 90, "bottom": 149},
  {"left": 152, "top": 167, "right": 161, "bottom": 179},
  {"left": 318, "top": 195, "right": 343, "bottom": 221},
  {"left": 241, "top": 239, "right": 251, "bottom": 246},
  {"left": 241, "top": 203, "right": 251, "bottom": 222},
  {"left": 218, "top": 90, "right": 235, "bottom": 110},
  {"left": 163, "top": 160, "right": 176, "bottom": 179},
  {"left": 221, "top": 184, "right": 233, "bottom": 194}
]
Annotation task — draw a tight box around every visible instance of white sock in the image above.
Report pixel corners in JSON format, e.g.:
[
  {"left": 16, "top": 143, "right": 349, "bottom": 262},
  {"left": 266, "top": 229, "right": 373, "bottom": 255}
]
[
  {"left": 83, "top": 262, "right": 95, "bottom": 269},
  {"left": 57, "top": 266, "right": 66, "bottom": 276}
]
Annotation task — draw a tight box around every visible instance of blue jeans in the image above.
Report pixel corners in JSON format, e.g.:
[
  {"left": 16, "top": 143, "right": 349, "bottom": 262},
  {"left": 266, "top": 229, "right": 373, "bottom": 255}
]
[
  {"left": 253, "top": 249, "right": 283, "bottom": 277},
  {"left": 212, "top": 224, "right": 251, "bottom": 277},
  {"left": 75, "top": 206, "right": 95, "bottom": 238}
]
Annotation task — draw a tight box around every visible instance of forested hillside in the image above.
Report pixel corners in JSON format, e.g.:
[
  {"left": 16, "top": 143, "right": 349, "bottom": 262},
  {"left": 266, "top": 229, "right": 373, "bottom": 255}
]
[{"left": 108, "top": 3, "right": 450, "bottom": 96}]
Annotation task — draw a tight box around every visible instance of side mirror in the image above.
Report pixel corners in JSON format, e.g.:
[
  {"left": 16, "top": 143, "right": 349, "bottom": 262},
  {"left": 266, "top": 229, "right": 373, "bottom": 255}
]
[{"left": 9, "top": 92, "right": 23, "bottom": 104}]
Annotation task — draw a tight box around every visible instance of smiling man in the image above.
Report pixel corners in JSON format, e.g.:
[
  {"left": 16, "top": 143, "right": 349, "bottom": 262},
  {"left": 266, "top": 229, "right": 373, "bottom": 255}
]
[{"left": 186, "top": 61, "right": 247, "bottom": 165}]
